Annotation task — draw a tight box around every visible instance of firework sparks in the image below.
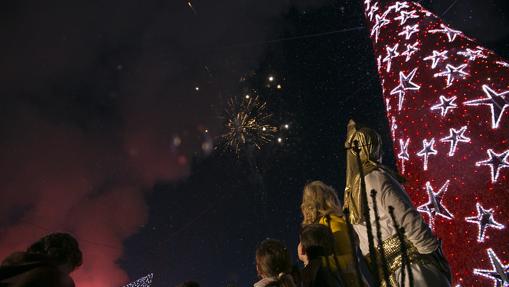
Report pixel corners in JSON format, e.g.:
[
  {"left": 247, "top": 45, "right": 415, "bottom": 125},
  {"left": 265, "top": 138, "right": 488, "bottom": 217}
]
[{"left": 220, "top": 95, "right": 277, "bottom": 155}]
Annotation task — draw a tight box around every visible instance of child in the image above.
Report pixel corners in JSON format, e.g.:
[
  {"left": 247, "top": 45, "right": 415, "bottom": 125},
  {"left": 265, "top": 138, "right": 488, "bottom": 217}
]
[
  {"left": 298, "top": 224, "right": 345, "bottom": 287},
  {"left": 300, "top": 180, "right": 361, "bottom": 286},
  {"left": 254, "top": 239, "right": 296, "bottom": 287}
]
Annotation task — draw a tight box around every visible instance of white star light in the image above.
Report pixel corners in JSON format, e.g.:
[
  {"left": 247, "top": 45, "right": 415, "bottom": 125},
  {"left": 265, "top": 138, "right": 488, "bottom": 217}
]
[
  {"left": 398, "top": 138, "right": 410, "bottom": 174},
  {"left": 401, "top": 41, "right": 419, "bottom": 62},
  {"left": 434, "top": 64, "right": 469, "bottom": 87},
  {"left": 398, "top": 24, "right": 419, "bottom": 40},
  {"left": 367, "top": 2, "right": 379, "bottom": 21},
  {"left": 440, "top": 126, "right": 471, "bottom": 156},
  {"left": 390, "top": 67, "right": 421, "bottom": 111},
  {"left": 496, "top": 61, "right": 509, "bottom": 68},
  {"left": 386, "top": 1, "right": 410, "bottom": 14},
  {"left": 464, "top": 85, "right": 509, "bottom": 129},
  {"left": 371, "top": 14, "right": 390, "bottom": 43},
  {"left": 417, "top": 180, "right": 454, "bottom": 230},
  {"left": 429, "top": 24, "right": 463, "bottom": 42},
  {"left": 391, "top": 116, "right": 398, "bottom": 139},
  {"left": 124, "top": 274, "right": 154, "bottom": 287},
  {"left": 476, "top": 149, "right": 509, "bottom": 183},
  {"left": 474, "top": 248, "right": 509, "bottom": 287},
  {"left": 383, "top": 43, "right": 400, "bottom": 72},
  {"left": 465, "top": 203, "right": 505, "bottom": 243},
  {"left": 417, "top": 138, "right": 437, "bottom": 170},
  {"left": 431, "top": 95, "right": 457, "bottom": 117},
  {"left": 457, "top": 48, "right": 487, "bottom": 61},
  {"left": 394, "top": 10, "right": 418, "bottom": 25},
  {"left": 423, "top": 50, "right": 448, "bottom": 69}
]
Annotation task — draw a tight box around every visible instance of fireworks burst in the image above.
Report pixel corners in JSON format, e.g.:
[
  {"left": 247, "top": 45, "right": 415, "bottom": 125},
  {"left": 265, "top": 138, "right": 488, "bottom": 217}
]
[{"left": 220, "top": 95, "right": 277, "bottom": 155}]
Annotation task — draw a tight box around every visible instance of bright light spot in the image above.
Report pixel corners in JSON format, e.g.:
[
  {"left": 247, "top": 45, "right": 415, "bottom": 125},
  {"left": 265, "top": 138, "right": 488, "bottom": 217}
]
[
  {"left": 245, "top": 94, "right": 250, "bottom": 99},
  {"left": 277, "top": 137, "right": 283, "bottom": 143},
  {"left": 277, "top": 84, "right": 282, "bottom": 89},
  {"left": 262, "top": 127, "right": 267, "bottom": 131},
  {"left": 172, "top": 136, "right": 182, "bottom": 147},
  {"left": 268, "top": 76, "right": 275, "bottom": 82},
  {"left": 284, "top": 124, "right": 289, "bottom": 129},
  {"left": 195, "top": 86, "right": 200, "bottom": 91},
  {"left": 204, "top": 129, "right": 209, "bottom": 133}
]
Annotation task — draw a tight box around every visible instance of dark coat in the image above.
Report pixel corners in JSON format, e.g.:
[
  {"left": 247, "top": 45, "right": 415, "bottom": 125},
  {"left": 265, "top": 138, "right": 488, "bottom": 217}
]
[
  {"left": 300, "top": 258, "right": 345, "bottom": 287},
  {"left": 0, "top": 252, "right": 75, "bottom": 287}
]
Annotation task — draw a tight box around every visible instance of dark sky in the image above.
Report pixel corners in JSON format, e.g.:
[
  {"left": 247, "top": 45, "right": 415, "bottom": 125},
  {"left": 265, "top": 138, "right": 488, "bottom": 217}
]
[{"left": 0, "top": 0, "right": 508, "bottom": 286}]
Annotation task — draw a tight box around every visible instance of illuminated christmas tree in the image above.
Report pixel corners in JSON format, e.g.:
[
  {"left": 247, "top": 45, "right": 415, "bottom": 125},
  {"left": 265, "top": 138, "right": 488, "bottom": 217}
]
[
  {"left": 362, "top": 1, "right": 509, "bottom": 286},
  {"left": 123, "top": 273, "right": 154, "bottom": 287}
]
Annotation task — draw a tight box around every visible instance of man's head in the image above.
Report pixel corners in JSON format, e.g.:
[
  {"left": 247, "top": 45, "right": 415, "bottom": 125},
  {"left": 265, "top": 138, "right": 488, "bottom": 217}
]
[
  {"left": 298, "top": 224, "right": 335, "bottom": 264},
  {"left": 27, "top": 232, "right": 82, "bottom": 274}
]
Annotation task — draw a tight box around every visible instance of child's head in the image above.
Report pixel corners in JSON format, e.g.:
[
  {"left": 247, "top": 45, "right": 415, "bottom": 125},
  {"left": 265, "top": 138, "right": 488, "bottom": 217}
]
[
  {"left": 300, "top": 181, "right": 342, "bottom": 226},
  {"left": 298, "top": 224, "right": 335, "bottom": 264},
  {"left": 255, "top": 239, "right": 292, "bottom": 279}
]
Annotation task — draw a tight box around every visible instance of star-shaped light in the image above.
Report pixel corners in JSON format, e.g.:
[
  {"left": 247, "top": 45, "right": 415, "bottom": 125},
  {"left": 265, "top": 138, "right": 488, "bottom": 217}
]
[
  {"left": 367, "top": 2, "right": 379, "bottom": 21},
  {"left": 417, "top": 180, "right": 454, "bottom": 230},
  {"left": 391, "top": 116, "right": 398, "bottom": 139},
  {"left": 390, "top": 67, "right": 421, "bottom": 111},
  {"left": 476, "top": 149, "right": 509, "bottom": 183},
  {"left": 474, "top": 248, "right": 509, "bottom": 287},
  {"left": 383, "top": 43, "right": 399, "bottom": 72},
  {"left": 394, "top": 10, "right": 418, "bottom": 25},
  {"left": 371, "top": 14, "right": 390, "bottom": 43},
  {"left": 386, "top": 1, "right": 410, "bottom": 14},
  {"left": 440, "top": 126, "right": 470, "bottom": 156},
  {"left": 429, "top": 24, "right": 463, "bottom": 42},
  {"left": 431, "top": 95, "right": 457, "bottom": 117},
  {"left": 465, "top": 203, "right": 505, "bottom": 243},
  {"left": 434, "top": 64, "right": 469, "bottom": 87},
  {"left": 457, "top": 48, "right": 487, "bottom": 61},
  {"left": 398, "top": 138, "right": 410, "bottom": 174},
  {"left": 417, "top": 138, "right": 437, "bottom": 170},
  {"left": 423, "top": 50, "right": 448, "bottom": 69},
  {"left": 464, "top": 85, "right": 509, "bottom": 129},
  {"left": 496, "top": 61, "right": 509, "bottom": 68},
  {"left": 398, "top": 24, "right": 419, "bottom": 40},
  {"left": 401, "top": 41, "right": 419, "bottom": 62}
]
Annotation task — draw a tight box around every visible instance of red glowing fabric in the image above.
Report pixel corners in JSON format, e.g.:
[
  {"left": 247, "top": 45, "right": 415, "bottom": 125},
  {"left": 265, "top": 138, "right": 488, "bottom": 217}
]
[{"left": 362, "top": 1, "right": 509, "bottom": 286}]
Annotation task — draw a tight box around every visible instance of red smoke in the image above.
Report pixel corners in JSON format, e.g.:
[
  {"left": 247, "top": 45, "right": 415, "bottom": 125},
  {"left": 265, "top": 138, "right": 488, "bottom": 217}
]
[{"left": 0, "top": 104, "right": 188, "bottom": 286}]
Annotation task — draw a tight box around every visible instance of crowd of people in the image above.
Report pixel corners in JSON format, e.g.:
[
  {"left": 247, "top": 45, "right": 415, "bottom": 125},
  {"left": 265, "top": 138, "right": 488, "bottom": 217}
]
[{"left": 0, "top": 121, "right": 452, "bottom": 287}]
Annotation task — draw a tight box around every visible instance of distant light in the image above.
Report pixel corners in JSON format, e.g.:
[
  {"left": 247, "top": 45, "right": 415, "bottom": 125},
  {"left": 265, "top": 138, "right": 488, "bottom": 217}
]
[
  {"left": 284, "top": 124, "right": 289, "bottom": 129},
  {"left": 195, "top": 86, "right": 200, "bottom": 91},
  {"left": 268, "top": 76, "right": 275, "bottom": 82},
  {"left": 277, "top": 137, "right": 283, "bottom": 143},
  {"left": 172, "top": 136, "right": 182, "bottom": 147},
  {"left": 277, "top": 84, "right": 282, "bottom": 89},
  {"left": 262, "top": 127, "right": 267, "bottom": 131},
  {"left": 245, "top": 94, "right": 250, "bottom": 99},
  {"left": 201, "top": 141, "right": 213, "bottom": 155},
  {"left": 204, "top": 129, "right": 209, "bottom": 133}
]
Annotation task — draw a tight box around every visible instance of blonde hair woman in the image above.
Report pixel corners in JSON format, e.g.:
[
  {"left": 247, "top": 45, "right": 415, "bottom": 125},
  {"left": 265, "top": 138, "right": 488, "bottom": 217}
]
[{"left": 300, "top": 180, "right": 361, "bottom": 287}]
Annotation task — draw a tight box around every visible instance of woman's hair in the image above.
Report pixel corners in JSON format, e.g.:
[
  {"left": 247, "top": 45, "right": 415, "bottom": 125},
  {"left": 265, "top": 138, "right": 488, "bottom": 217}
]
[
  {"left": 255, "top": 239, "right": 296, "bottom": 287},
  {"left": 299, "top": 224, "right": 335, "bottom": 259},
  {"left": 27, "top": 232, "right": 83, "bottom": 270},
  {"left": 301, "top": 181, "right": 343, "bottom": 226}
]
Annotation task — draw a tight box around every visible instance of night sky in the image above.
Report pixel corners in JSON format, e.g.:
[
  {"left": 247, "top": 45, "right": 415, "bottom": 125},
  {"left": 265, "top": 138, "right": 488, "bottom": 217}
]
[{"left": 0, "top": 0, "right": 508, "bottom": 286}]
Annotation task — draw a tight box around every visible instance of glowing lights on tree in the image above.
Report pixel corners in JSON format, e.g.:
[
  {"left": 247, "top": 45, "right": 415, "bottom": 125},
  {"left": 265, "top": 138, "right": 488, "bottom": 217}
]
[
  {"left": 123, "top": 273, "right": 154, "bottom": 287},
  {"left": 416, "top": 138, "right": 437, "bottom": 171},
  {"left": 423, "top": 50, "right": 448, "bottom": 69},
  {"left": 430, "top": 95, "right": 457, "bottom": 117},
  {"left": 464, "top": 85, "right": 509, "bottom": 129},
  {"left": 434, "top": 63, "right": 469, "bottom": 87},
  {"left": 473, "top": 249, "right": 509, "bottom": 287},
  {"left": 465, "top": 203, "right": 505, "bottom": 243},
  {"left": 475, "top": 149, "right": 509, "bottom": 183},
  {"left": 417, "top": 180, "right": 454, "bottom": 230},
  {"left": 440, "top": 126, "right": 471, "bottom": 157},
  {"left": 363, "top": 1, "right": 509, "bottom": 285},
  {"left": 390, "top": 67, "right": 421, "bottom": 111}
]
